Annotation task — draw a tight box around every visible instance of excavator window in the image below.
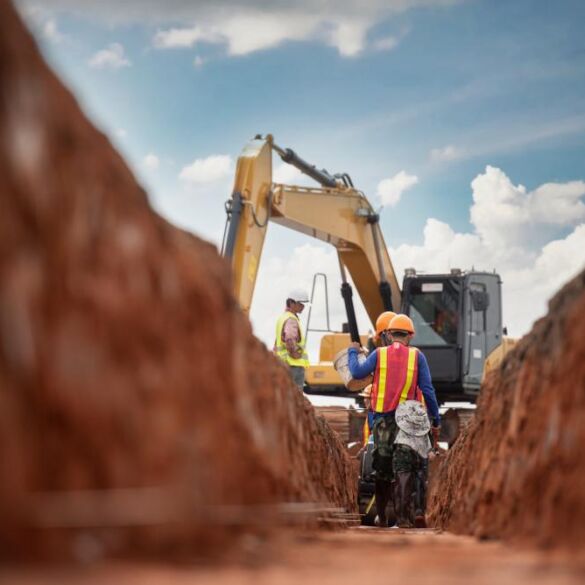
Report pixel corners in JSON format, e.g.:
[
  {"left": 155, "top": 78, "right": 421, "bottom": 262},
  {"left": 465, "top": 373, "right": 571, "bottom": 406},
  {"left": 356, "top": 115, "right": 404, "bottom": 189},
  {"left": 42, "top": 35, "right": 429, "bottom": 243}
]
[{"left": 406, "top": 279, "right": 460, "bottom": 346}]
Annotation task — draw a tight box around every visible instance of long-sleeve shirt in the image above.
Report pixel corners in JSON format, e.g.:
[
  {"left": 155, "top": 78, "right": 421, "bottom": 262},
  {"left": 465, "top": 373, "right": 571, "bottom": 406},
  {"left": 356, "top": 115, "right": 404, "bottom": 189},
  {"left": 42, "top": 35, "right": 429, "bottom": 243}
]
[{"left": 348, "top": 346, "right": 441, "bottom": 426}]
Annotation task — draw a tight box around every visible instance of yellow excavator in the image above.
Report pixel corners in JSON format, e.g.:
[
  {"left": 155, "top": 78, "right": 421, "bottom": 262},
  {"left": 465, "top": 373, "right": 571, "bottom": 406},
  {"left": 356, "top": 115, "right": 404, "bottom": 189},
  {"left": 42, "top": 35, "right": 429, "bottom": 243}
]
[{"left": 222, "top": 134, "right": 510, "bottom": 414}]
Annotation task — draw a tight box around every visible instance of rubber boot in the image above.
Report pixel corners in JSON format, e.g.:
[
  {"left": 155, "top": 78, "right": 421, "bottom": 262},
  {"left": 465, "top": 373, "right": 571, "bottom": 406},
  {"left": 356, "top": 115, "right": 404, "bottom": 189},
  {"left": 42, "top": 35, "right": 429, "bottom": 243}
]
[
  {"left": 414, "top": 467, "right": 427, "bottom": 528},
  {"left": 374, "top": 479, "right": 390, "bottom": 527},
  {"left": 394, "top": 472, "right": 414, "bottom": 528}
]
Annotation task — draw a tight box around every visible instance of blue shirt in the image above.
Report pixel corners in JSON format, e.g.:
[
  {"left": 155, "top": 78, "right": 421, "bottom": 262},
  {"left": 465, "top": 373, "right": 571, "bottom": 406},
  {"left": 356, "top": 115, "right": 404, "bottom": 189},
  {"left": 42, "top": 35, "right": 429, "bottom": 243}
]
[{"left": 348, "top": 345, "right": 441, "bottom": 426}]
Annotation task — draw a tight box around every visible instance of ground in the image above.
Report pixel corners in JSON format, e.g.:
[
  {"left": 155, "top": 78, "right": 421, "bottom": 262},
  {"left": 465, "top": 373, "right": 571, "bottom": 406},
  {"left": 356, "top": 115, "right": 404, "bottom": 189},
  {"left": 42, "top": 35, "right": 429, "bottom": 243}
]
[{"left": 3, "top": 528, "right": 584, "bottom": 584}]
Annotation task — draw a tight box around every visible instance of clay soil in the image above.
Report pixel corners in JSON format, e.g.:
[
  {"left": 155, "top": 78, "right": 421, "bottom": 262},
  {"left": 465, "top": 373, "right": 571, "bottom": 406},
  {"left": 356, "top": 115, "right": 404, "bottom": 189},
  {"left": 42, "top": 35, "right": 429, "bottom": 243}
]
[
  {"left": 2, "top": 528, "right": 584, "bottom": 585},
  {"left": 0, "top": 0, "right": 355, "bottom": 562},
  {"left": 428, "top": 268, "right": 585, "bottom": 550}
]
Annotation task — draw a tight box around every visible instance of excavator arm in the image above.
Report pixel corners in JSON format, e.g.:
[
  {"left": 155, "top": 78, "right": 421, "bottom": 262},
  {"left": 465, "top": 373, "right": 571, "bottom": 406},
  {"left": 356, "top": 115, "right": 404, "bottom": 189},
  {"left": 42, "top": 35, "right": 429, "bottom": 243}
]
[{"left": 223, "top": 134, "right": 401, "bottom": 337}]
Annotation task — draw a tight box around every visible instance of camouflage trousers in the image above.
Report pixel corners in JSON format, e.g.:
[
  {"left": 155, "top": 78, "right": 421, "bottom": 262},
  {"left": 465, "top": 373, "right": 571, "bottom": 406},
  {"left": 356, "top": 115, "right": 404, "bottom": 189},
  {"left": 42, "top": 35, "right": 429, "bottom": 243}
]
[
  {"left": 393, "top": 444, "right": 424, "bottom": 475},
  {"left": 372, "top": 414, "right": 425, "bottom": 481}
]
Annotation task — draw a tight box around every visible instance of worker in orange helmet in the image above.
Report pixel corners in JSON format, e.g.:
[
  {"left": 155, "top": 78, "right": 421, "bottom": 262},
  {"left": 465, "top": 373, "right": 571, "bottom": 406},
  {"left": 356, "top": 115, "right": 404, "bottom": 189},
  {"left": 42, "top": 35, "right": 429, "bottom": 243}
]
[
  {"left": 367, "top": 311, "right": 395, "bottom": 353},
  {"left": 376, "top": 311, "right": 396, "bottom": 345},
  {"left": 348, "top": 313, "right": 440, "bottom": 528}
]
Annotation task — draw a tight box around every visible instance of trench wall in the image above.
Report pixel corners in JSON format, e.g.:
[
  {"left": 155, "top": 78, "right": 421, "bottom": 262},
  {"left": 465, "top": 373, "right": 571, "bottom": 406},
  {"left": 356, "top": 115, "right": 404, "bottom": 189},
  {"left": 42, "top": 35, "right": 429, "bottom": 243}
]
[
  {"left": 428, "top": 268, "right": 585, "bottom": 551},
  {"left": 0, "top": 1, "right": 356, "bottom": 561}
]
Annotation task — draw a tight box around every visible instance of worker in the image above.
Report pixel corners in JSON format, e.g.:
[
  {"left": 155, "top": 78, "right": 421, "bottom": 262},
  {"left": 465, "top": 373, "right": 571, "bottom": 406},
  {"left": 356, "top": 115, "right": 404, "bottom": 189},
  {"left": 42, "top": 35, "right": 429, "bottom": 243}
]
[
  {"left": 273, "top": 288, "right": 310, "bottom": 390},
  {"left": 348, "top": 313, "right": 441, "bottom": 528},
  {"left": 367, "top": 310, "right": 396, "bottom": 352}
]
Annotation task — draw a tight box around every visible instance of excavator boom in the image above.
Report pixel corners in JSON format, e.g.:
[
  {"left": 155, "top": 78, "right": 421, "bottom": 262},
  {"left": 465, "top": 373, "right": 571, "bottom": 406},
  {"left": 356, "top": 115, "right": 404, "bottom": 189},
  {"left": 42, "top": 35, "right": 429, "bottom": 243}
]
[{"left": 223, "top": 135, "right": 401, "bottom": 332}]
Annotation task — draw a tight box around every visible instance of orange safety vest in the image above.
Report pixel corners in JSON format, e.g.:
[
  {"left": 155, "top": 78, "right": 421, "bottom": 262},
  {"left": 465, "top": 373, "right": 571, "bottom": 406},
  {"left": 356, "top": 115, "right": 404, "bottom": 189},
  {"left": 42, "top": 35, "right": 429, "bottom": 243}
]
[{"left": 371, "top": 342, "right": 421, "bottom": 414}]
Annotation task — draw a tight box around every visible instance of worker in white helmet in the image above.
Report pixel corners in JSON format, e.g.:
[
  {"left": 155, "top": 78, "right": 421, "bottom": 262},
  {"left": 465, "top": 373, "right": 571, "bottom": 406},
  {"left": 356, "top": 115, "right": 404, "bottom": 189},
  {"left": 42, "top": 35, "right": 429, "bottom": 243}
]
[{"left": 273, "top": 288, "right": 310, "bottom": 390}]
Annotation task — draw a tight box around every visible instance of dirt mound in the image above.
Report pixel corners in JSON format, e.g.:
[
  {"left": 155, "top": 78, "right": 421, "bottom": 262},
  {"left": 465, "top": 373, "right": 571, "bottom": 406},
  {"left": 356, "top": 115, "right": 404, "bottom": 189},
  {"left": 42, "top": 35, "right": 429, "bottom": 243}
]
[
  {"left": 0, "top": 1, "right": 356, "bottom": 562},
  {"left": 428, "top": 268, "right": 585, "bottom": 551}
]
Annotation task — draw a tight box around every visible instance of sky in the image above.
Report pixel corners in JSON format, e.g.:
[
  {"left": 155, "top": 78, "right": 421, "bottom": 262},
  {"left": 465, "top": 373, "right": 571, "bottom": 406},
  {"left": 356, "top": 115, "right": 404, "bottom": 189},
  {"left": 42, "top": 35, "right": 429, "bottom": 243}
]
[{"left": 17, "top": 0, "right": 585, "bottom": 369}]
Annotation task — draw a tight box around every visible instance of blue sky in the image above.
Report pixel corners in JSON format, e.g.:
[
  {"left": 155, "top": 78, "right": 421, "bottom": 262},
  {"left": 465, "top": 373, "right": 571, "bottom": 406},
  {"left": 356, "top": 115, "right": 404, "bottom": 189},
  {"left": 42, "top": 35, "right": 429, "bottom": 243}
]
[{"left": 18, "top": 0, "right": 585, "bottom": 351}]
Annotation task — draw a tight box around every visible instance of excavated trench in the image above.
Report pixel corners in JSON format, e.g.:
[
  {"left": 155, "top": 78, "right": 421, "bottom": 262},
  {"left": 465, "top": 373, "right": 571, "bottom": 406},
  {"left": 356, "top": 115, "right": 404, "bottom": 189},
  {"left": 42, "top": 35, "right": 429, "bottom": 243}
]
[{"left": 1, "top": 0, "right": 584, "bottom": 580}]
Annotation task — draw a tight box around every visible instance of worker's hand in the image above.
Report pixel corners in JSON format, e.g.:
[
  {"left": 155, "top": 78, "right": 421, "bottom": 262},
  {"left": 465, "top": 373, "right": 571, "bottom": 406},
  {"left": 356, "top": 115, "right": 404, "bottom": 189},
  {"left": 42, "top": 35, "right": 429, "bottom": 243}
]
[
  {"left": 431, "top": 425, "right": 441, "bottom": 449},
  {"left": 349, "top": 342, "right": 362, "bottom": 352}
]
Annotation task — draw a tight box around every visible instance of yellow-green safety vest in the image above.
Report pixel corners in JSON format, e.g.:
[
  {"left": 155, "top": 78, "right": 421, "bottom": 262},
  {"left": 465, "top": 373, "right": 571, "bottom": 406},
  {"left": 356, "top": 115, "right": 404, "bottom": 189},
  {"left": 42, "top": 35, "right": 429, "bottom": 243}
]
[{"left": 274, "top": 311, "right": 309, "bottom": 367}]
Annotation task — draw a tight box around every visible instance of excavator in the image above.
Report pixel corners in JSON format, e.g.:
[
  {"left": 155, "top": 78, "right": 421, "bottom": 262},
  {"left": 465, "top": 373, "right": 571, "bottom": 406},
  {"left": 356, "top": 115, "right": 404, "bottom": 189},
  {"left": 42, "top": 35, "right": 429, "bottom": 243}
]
[
  {"left": 222, "top": 134, "right": 507, "bottom": 409},
  {"left": 222, "top": 134, "right": 512, "bottom": 525}
]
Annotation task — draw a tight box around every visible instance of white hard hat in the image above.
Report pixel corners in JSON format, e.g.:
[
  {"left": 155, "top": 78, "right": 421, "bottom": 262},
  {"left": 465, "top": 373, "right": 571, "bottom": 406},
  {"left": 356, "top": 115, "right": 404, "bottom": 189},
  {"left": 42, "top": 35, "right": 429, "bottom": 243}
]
[{"left": 287, "top": 288, "right": 310, "bottom": 303}]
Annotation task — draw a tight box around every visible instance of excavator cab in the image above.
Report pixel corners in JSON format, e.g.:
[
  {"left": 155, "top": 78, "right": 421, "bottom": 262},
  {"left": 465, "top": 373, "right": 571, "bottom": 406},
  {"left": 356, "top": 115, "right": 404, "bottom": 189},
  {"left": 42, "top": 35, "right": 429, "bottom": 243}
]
[{"left": 401, "top": 270, "right": 503, "bottom": 402}]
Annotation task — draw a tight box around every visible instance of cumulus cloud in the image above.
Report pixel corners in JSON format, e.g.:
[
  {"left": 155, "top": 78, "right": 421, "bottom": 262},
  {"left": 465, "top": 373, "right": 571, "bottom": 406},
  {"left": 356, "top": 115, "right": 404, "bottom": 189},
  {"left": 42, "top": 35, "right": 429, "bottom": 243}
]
[
  {"left": 390, "top": 167, "right": 585, "bottom": 337},
  {"left": 88, "top": 42, "right": 131, "bottom": 69},
  {"left": 377, "top": 170, "right": 419, "bottom": 206},
  {"left": 143, "top": 153, "right": 160, "bottom": 170},
  {"left": 325, "top": 19, "right": 369, "bottom": 57},
  {"left": 20, "top": 0, "right": 461, "bottom": 57},
  {"left": 430, "top": 144, "right": 464, "bottom": 163},
  {"left": 179, "top": 154, "right": 232, "bottom": 183},
  {"left": 470, "top": 165, "right": 585, "bottom": 249}
]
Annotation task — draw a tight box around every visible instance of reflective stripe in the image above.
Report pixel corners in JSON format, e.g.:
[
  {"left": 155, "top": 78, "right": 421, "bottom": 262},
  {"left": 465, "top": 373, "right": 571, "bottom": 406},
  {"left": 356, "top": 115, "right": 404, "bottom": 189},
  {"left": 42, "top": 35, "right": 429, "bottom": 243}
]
[
  {"left": 375, "top": 349, "right": 388, "bottom": 412},
  {"left": 274, "top": 311, "right": 309, "bottom": 367},
  {"left": 399, "top": 348, "right": 418, "bottom": 404},
  {"left": 362, "top": 419, "right": 370, "bottom": 445}
]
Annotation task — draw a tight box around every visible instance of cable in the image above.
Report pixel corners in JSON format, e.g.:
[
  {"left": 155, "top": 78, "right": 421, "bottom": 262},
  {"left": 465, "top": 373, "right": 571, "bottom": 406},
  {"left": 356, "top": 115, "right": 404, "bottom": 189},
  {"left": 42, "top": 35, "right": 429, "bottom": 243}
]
[{"left": 247, "top": 190, "right": 273, "bottom": 228}]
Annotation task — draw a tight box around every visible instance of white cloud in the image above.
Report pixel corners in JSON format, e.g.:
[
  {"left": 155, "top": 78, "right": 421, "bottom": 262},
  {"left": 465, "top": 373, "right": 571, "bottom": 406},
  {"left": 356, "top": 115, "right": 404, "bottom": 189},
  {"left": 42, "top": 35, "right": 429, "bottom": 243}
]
[
  {"left": 43, "top": 18, "right": 64, "bottom": 43},
  {"left": 193, "top": 55, "right": 205, "bottom": 68},
  {"left": 17, "top": 0, "right": 462, "bottom": 58},
  {"left": 116, "top": 128, "right": 128, "bottom": 138},
  {"left": 373, "top": 35, "right": 400, "bottom": 51},
  {"left": 430, "top": 144, "right": 464, "bottom": 163},
  {"left": 389, "top": 167, "right": 585, "bottom": 337},
  {"left": 326, "top": 19, "right": 369, "bottom": 57},
  {"left": 30, "top": 0, "right": 459, "bottom": 57},
  {"left": 17, "top": 7, "right": 67, "bottom": 44},
  {"left": 377, "top": 170, "right": 419, "bottom": 206},
  {"left": 179, "top": 154, "right": 232, "bottom": 184},
  {"left": 88, "top": 43, "right": 131, "bottom": 69},
  {"left": 469, "top": 165, "right": 585, "bottom": 249},
  {"left": 153, "top": 26, "right": 223, "bottom": 49},
  {"left": 273, "top": 162, "right": 304, "bottom": 185},
  {"left": 143, "top": 153, "right": 160, "bottom": 170}
]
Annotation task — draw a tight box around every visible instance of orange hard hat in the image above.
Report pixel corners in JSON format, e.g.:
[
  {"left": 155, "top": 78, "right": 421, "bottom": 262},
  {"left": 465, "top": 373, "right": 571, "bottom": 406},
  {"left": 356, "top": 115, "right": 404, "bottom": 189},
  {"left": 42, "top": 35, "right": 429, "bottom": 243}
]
[
  {"left": 375, "top": 311, "right": 396, "bottom": 335},
  {"left": 388, "top": 314, "right": 415, "bottom": 334}
]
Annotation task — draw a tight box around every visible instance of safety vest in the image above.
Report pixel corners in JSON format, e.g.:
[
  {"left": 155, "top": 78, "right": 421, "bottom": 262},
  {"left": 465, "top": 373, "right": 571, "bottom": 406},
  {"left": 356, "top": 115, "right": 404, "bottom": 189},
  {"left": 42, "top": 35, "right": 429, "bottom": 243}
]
[
  {"left": 274, "top": 311, "right": 309, "bottom": 367},
  {"left": 371, "top": 342, "right": 421, "bottom": 414}
]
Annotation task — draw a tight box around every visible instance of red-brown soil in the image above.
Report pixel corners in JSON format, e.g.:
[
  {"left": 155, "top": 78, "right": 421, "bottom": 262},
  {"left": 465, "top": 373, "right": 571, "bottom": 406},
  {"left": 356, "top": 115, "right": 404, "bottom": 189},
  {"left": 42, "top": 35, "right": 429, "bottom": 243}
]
[
  {"left": 428, "top": 269, "right": 585, "bottom": 551},
  {"left": 2, "top": 529, "right": 584, "bottom": 584},
  {"left": 0, "top": 0, "right": 355, "bottom": 562}
]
